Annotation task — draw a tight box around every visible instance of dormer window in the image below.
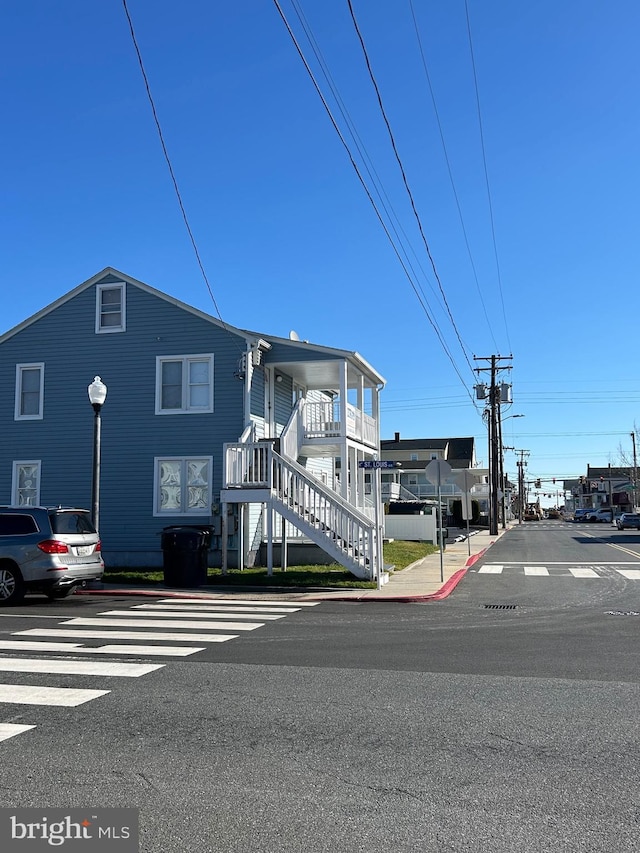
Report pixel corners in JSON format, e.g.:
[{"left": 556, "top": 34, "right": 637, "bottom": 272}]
[{"left": 96, "top": 282, "right": 126, "bottom": 333}]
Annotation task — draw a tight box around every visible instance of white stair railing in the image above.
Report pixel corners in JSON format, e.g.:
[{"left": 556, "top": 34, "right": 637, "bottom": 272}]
[{"left": 224, "top": 441, "right": 377, "bottom": 579}]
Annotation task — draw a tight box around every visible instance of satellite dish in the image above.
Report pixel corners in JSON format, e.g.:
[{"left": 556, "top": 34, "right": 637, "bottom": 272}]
[{"left": 289, "top": 330, "right": 300, "bottom": 341}]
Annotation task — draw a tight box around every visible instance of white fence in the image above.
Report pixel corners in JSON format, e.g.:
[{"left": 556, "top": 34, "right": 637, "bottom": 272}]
[{"left": 384, "top": 514, "right": 437, "bottom": 543}]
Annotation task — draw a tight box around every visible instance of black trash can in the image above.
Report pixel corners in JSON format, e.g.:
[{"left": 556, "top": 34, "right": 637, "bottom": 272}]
[{"left": 161, "top": 526, "right": 211, "bottom": 588}]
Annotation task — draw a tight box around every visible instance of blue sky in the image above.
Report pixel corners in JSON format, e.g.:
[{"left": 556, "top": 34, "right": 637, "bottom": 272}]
[{"left": 2, "top": 1, "right": 639, "bottom": 498}]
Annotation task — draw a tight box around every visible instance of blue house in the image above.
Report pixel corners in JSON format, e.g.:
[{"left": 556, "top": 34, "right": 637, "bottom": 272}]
[{"left": 0, "top": 268, "right": 386, "bottom": 579}]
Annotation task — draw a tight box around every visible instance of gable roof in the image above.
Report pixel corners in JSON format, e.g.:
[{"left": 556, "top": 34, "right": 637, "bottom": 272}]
[
  {"left": 0, "top": 267, "right": 248, "bottom": 345},
  {"left": 0, "top": 268, "right": 385, "bottom": 385},
  {"left": 381, "top": 435, "right": 475, "bottom": 463}
]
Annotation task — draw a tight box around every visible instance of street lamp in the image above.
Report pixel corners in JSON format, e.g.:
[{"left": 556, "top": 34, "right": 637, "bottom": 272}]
[{"left": 87, "top": 376, "right": 107, "bottom": 532}]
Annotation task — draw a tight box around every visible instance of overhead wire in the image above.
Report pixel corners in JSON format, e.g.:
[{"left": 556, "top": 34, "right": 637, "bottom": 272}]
[
  {"left": 345, "top": 0, "right": 476, "bottom": 379},
  {"left": 121, "top": 0, "right": 231, "bottom": 334},
  {"left": 464, "top": 0, "right": 512, "bottom": 354},
  {"left": 272, "top": 0, "right": 478, "bottom": 407},
  {"left": 408, "top": 0, "right": 499, "bottom": 352},
  {"left": 288, "top": 0, "right": 455, "bottom": 337}
]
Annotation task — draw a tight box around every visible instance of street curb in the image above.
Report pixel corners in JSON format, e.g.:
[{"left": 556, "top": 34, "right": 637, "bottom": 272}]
[
  {"left": 75, "top": 545, "right": 491, "bottom": 604},
  {"left": 75, "top": 587, "right": 231, "bottom": 600},
  {"left": 464, "top": 547, "right": 488, "bottom": 568}
]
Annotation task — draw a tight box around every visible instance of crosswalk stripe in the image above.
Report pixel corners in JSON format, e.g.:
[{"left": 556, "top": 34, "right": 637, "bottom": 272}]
[
  {"left": 156, "top": 598, "right": 319, "bottom": 607},
  {"left": 61, "top": 617, "right": 262, "bottom": 631},
  {"left": 616, "top": 569, "right": 640, "bottom": 579},
  {"left": 0, "top": 640, "right": 204, "bottom": 657},
  {"left": 0, "top": 723, "right": 36, "bottom": 741},
  {"left": 0, "top": 684, "right": 110, "bottom": 707},
  {"left": 133, "top": 603, "right": 302, "bottom": 614},
  {"left": 568, "top": 568, "right": 599, "bottom": 578},
  {"left": 15, "top": 628, "right": 238, "bottom": 643},
  {"left": 477, "top": 566, "right": 503, "bottom": 573},
  {"left": 0, "top": 659, "right": 164, "bottom": 677},
  {"left": 524, "top": 567, "right": 549, "bottom": 576},
  {"left": 99, "top": 609, "right": 286, "bottom": 621}
]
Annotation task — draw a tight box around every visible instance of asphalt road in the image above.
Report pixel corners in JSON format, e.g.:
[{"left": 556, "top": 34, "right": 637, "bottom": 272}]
[{"left": 0, "top": 519, "right": 638, "bottom": 852}]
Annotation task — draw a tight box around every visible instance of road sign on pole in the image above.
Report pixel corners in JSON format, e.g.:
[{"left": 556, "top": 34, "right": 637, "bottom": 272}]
[{"left": 358, "top": 460, "right": 397, "bottom": 469}]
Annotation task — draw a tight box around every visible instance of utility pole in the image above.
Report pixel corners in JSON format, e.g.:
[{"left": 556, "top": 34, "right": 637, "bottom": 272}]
[
  {"left": 474, "top": 355, "right": 513, "bottom": 536},
  {"left": 632, "top": 431, "right": 638, "bottom": 511},
  {"left": 514, "top": 449, "right": 529, "bottom": 524}
]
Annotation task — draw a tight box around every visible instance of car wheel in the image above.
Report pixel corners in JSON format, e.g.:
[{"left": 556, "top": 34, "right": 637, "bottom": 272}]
[{"left": 0, "top": 564, "right": 25, "bottom": 606}]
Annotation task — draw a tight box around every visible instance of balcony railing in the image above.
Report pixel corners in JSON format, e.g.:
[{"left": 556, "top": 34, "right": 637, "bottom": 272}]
[{"left": 303, "top": 401, "right": 377, "bottom": 446}]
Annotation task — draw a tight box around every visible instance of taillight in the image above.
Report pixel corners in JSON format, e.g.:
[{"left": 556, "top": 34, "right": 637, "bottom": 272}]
[
  {"left": 95, "top": 541, "right": 102, "bottom": 552},
  {"left": 37, "top": 539, "right": 69, "bottom": 554}
]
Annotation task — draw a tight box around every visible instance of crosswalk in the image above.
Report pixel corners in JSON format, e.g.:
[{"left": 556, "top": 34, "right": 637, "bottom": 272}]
[
  {"left": 0, "top": 597, "right": 318, "bottom": 744},
  {"left": 476, "top": 564, "right": 640, "bottom": 579}
]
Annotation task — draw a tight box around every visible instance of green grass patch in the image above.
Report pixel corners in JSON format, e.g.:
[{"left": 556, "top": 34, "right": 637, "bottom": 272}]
[
  {"left": 103, "top": 564, "right": 376, "bottom": 589},
  {"left": 102, "top": 541, "right": 438, "bottom": 589},
  {"left": 383, "top": 540, "right": 439, "bottom": 570}
]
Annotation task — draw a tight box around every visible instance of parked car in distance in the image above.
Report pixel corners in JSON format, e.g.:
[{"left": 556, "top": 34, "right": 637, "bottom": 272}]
[
  {"left": 0, "top": 506, "right": 104, "bottom": 605},
  {"left": 572, "top": 509, "right": 593, "bottom": 522},
  {"left": 584, "top": 508, "right": 615, "bottom": 523},
  {"left": 616, "top": 513, "right": 640, "bottom": 530}
]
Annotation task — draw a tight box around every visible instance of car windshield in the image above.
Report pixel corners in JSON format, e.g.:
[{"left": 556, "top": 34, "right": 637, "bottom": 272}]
[{"left": 49, "top": 511, "right": 96, "bottom": 535}]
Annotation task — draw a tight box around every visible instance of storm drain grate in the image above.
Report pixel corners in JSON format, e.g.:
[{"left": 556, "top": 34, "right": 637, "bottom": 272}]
[
  {"left": 484, "top": 604, "right": 518, "bottom": 610},
  {"left": 606, "top": 610, "right": 640, "bottom": 617}
]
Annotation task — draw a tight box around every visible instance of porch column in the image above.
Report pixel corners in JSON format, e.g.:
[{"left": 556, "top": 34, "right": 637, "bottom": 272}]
[
  {"left": 356, "top": 447, "right": 365, "bottom": 513},
  {"left": 244, "top": 343, "right": 253, "bottom": 427},
  {"left": 266, "top": 504, "right": 273, "bottom": 576},
  {"left": 238, "top": 504, "right": 244, "bottom": 571},
  {"left": 339, "top": 360, "right": 348, "bottom": 439},
  {"left": 281, "top": 517, "right": 288, "bottom": 572},
  {"left": 221, "top": 502, "right": 228, "bottom": 575},
  {"left": 372, "top": 384, "right": 381, "bottom": 445}
]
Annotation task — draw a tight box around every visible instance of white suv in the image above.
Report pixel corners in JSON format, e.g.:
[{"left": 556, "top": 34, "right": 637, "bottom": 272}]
[
  {"left": 585, "top": 508, "right": 614, "bottom": 523},
  {"left": 0, "top": 506, "right": 104, "bottom": 605}
]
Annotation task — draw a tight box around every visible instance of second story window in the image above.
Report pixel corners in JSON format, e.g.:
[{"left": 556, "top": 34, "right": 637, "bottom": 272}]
[
  {"left": 96, "top": 282, "right": 126, "bottom": 333},
  {"left": 156, "top": 355, "right": 214, "bottom": 414},
  {"left": 15, "top": 363, "right": 44, "bottom": 420}
]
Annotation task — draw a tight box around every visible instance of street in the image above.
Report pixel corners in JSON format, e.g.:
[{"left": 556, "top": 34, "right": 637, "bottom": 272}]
[{"left": 0, "top": 520, "right": 639, "bottom": 852}]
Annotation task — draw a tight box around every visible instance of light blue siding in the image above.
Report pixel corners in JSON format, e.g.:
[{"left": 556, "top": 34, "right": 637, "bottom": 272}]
[{"left": 0, "top": 276, "right": 249, "bottom": 565}]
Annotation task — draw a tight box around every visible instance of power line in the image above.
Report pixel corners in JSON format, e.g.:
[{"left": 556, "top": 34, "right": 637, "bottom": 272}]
[
  {"left": 346, "top": 0, "right": 476, "bottom": 380},
  {"left": 464, "top": 0, "right": 512, "bottom": 353},
  {"left": 121, "top": 0, "right": 227, "bottom": 328},
  {"left": 408, "top": 0, "right": 499, "bottom": 352},
  {"left": 272, "top": 0, "right": 478, "bottom": 407},
  {"left": 287, "top": 0, "right": 460, "bottom": 348}
]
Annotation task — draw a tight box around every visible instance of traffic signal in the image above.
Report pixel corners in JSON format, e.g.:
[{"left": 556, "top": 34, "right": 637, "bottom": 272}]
[
  {"left": 552, "top": 478, "right": 556, "bottom": 484},
  {"left": 535, "top": 478, "right": 541, "bottom": 488}
]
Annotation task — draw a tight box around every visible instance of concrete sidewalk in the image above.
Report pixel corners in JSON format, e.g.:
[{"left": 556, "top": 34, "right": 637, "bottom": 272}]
[{"left": 78, "top": 526, "right": 509, "bottom": 604}]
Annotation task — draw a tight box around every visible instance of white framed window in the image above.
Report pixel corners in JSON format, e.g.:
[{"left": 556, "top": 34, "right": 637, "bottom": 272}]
[
  {"left": 408, "top": 474, "right": 418, "bottom": 486},
  {"left": 430, "top": 453, "right": 438, "bottom": 460},
  {"left": 155, "top": 355, "right": 214, "bottom": 414},
  {"left": 15, "top": 363, "right": 44, "bottom": 420},
  {"left": 12, "top": 461, "right": 41, "bottom": 506},
  {"left": 96, "top": 282, "right": 126, "bottom": 333},
  {"left": 410, "top": 453, "right": 418, "bottom": 461},
  {"left": 154, "top": 457, "right": 212, "bottom": 516}
]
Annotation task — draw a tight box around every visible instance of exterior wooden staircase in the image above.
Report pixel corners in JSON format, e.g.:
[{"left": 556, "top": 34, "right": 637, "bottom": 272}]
[{"left": 223, "top": 441, "right": 379, "bottom": 580}]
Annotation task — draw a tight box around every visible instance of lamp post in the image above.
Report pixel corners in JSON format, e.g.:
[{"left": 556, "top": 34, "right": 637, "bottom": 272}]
[{"left": 87, "top": 376, "right": 107, "bottom": 532}]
